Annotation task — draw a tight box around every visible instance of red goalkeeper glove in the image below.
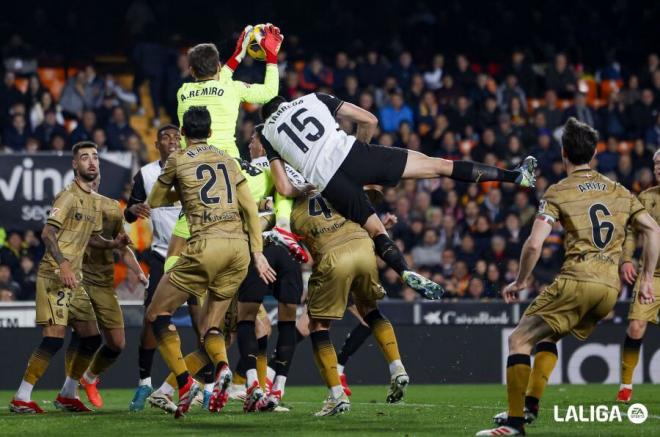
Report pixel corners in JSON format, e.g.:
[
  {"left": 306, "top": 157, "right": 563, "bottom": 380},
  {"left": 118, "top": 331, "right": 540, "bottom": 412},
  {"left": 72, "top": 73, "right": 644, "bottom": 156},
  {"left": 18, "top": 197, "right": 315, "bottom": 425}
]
[
  {"left": 256, "top": 23, "right": 284, "bottom": 65},
  {"left": 226, "top": 25, "right": 253, "bottom": 71}
]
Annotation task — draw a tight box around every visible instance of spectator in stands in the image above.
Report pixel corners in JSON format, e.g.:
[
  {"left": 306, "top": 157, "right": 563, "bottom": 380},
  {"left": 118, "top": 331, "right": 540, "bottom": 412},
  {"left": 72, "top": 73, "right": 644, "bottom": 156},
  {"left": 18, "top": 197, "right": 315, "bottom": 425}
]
[
  {"left": 628, "top": 89, "right": 658, "bottom": 138},
  {"left": 3, "top": 113, "right": 28, "bottom": 150},
  {"left": 390, "top": 51, "right": 417, "bottom": 90},
  {"left": 496, "top": 74, "right": 526, "bottom": 111},
  {"left": 508, "top": 192, "right": 536, "bottom": 228},
  {"left": 49, "top": 133, "right": 67, "bottom": 151},
  {"left": 456, "top": 234, "right": 479, "bottom": 270},
  {"left": 448, "top": 260, "right": 470, "bottom": 297},
  {"left": 29, "top": 91, "right": 63, "bottom": 129},
  {"left": 436, "top": 74, "right": 461, "bottom": 108},
  {"left": 504, "top": 49, "right": 536, "bottom": 98},
  {"left": 478, "top": 96, "right": 500, "bottom": 130},
  {"left": 530, "top": 129, "right": 560, "bottom": 175},
  {"left": 597, "top": 137, "right": 620, "bottom": 174},
  {"left": 105, "top": 106, "right": 136, "bottom": 150},
  {"left": 336, "top": 75, "right": 360, "bottom": 104},
  {"left": 95, "top": 92, "right": 118, "bottom": 128},
  {"left": 300, "top": 56, "right": 333, "bottom": 91},
  {"left": 598, "top": 91, "right": 627, "bottom": 139},
  {"left": 26, "top": 75, "right": 44, "bottom": 109},
  {"left": 34, "top": 108, "right": 67, "bottom": 149},
  {"left": 646, "top": 113, "right": 660, "bottom": 146},
  {"left": 333, "top": 52, "right": 354, "bottom": 91},
  {"left": 380, "top": 91, "right": 414, "bottom": 133},
  {"left": 472, "top": 128, "right": 503, "bottom": 162},
  {"left": 0, "top": 264, "right": 20, "bottom": 298},
  {"left": 0, "top": 71, "right": 25, "bottom": 127},
  {"left": 83, "top": 64, "right": 104, "bottom": 108},
  {"left": 465, "top": 277, "right": 485, "bottom": 300},
  {"left": 482, "top": 189, "right": 505, "bottom": 224},
  {"left": 411, "top": 228, "right": 443, "bottom": 268},
  {"left": 563, "top": 92, "right": 598, "bottom": 127},
  {"left": 357, "top": 49, "right": 389, "bottom": 87},
  {"left": 24, "top": 136, "right": 39, "bottom": 153},
  {"left": 536, "top": 89, "right": 562, "bottom": 130},
  {"left": 18, "top": 255, "right": 36, "bottom": 300},
  {"left": 93, "top": 127, "right": 109, "bottom": 151},
  {"left": 453, "top": 54, "right": 475, "bottom": 94},
  {"left": 70, "top": 109, "right": 97, "bottom": 143},
  {"left": 60, "top": 71, "right": 87, "bottom": 119},
  {"left": 545, "top": 52, "right": 577, "bottom": 98},
  {"left": 423, "top": 54, "right": 444, "bottom": 90},
  {"left": 125, "top": 133, "right": 149, "bottom": 165}
]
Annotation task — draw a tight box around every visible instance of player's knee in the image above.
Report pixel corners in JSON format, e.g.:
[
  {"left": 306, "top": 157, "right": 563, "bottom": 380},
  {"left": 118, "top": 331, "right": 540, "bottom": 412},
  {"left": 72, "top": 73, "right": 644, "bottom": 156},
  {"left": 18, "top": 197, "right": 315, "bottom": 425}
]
[
  {"left": 39, "top": 336, "right": 65, "bottom": 354},
  {"left": 627, "top": 320, "right": 647, "bottom": 339},
  {"left": 80, "top": 334, "right": 103, "bottom": 354},
  {"left": 508, "top": 330, "right": 527, "bottom": 352},
  {"left": 107, "top": 333, "right": 126, "bottom": 352}
]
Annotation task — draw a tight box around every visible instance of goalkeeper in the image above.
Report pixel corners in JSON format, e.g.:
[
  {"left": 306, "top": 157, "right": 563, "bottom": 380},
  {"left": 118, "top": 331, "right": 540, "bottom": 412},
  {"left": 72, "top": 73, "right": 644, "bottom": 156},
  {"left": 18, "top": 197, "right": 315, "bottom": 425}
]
[{"left": 168, "top": 25, "right": 303, "bottom": 267}]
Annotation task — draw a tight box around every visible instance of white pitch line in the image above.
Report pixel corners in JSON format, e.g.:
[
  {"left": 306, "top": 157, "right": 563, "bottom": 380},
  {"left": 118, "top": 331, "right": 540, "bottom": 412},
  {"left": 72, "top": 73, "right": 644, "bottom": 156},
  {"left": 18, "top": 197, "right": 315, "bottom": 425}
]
[{"left": 286, "top": 402, "right": 660, "bottom": 420}]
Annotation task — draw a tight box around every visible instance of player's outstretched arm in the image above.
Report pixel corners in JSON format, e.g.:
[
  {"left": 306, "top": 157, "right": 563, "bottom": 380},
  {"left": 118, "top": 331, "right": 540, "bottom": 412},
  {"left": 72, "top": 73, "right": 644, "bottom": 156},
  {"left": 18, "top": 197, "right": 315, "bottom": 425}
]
[
  {"left": 633, "top": 211, "right": 660, "bottom": 303},
  {"left": 235, "top": 24, "right": 282, "bottom": 104},
  {"left": 120, "top": 246, "right": 149, "bottom": 286},
  {"left": 502, "top": 217, "right": 552, "bottom": 303},
  {"left": 336, "top": 102, "right": 379, "bottom": 143}
]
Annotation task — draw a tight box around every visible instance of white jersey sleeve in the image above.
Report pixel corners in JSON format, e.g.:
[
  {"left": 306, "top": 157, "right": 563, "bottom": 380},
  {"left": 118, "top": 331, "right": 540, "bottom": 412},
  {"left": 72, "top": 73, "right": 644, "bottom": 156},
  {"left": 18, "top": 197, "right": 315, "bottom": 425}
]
[{"left": 262, "top": 93, "right": 355, "bottom": 191}]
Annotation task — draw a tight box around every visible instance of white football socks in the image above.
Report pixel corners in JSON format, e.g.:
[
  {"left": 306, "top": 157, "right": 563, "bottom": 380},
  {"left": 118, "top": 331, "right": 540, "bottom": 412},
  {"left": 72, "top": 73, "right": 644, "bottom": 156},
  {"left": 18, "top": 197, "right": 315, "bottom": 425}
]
[
  {"left": 272, "top": 375, "right": 287, "bottom": 394},
  {"left": 159, "top": 381, "right": 175, "bottom": 396},
  {"left": 60, "top": 376, "right": 79, "bottom": 398},
  {"left": 330, "top": 385, "right": 344, "bottom": 399},
  {"left": 388, "top": 359, "right": 404, "bottom": 376},
  {"left": 15, "top": 380, "right": 34, "bottom": 401},
  {"left": 246, "top": 369, "right": 259, "bottom": 388},
  {"left": 337, "top": 364, "right": 345, "bottom": 375},
  {"left": 139, "top": 377, "right": 152, "bottom": 387}
]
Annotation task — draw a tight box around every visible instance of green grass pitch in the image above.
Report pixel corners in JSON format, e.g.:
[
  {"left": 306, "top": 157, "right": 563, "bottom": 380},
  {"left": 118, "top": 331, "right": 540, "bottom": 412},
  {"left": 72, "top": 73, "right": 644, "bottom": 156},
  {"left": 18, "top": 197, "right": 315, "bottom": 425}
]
[{"left": 1, "top": 384, "right": 659, "bottom": 436}]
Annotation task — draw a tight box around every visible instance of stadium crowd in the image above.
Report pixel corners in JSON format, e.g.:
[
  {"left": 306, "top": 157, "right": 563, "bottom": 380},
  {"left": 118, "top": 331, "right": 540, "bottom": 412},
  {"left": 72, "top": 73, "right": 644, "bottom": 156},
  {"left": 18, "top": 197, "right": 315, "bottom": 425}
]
[{"left": 0, "top": 10, "right": 659, "bottom": 303}]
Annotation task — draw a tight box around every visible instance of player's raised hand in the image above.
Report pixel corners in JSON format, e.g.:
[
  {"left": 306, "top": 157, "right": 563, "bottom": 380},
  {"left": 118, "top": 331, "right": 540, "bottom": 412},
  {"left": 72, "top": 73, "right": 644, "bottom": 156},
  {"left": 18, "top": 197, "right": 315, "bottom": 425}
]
[
  {"left": 226, "top": 24, "right": 254, "bottom": 71},
  {"left": 128, "top": 202, "right": 151, "bottom": 219},
  {"left": 59, "top": 260, "right": 78, "bottom": 289},
  {"left": 501, "top": 281, "right": 525, "bottom": 304},
  {"left": 638, "top": 275, "right": 655, "bottom": 304},
  {"left": 257, "top": 23, "right": 283, "bottom": 64},
  {"left": 619, "top": 261, "right": 638, "bottom": 285},
  {"left": 254, "top": 252, "right": 277, "bottom": 284}
]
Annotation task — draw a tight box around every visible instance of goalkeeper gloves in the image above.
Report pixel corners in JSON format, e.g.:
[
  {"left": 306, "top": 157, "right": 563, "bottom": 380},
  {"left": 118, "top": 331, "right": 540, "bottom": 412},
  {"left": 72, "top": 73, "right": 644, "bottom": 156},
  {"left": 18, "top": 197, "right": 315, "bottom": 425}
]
[
  {"left": 226, "top": 25, "right": 253, "bottom": 71},
  {"left": 256, "top": 23, "right": 284, "bottom": 64}
]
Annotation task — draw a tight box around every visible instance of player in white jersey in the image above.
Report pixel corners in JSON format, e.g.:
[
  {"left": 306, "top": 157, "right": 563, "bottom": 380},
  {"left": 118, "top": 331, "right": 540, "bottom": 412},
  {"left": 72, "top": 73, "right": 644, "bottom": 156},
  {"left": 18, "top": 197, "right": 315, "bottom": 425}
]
[{"left": 259, "top": 93, "right": 537, "bottom": 300}]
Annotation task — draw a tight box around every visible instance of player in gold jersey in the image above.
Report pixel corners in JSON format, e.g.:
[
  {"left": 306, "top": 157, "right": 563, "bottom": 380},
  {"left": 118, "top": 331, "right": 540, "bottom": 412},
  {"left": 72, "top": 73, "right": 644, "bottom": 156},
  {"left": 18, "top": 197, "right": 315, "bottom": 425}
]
[
  {"left": 290, "top": 192, "right": 408, "bottom": 416},
  {"left": 10, "top": 142, "right": 131, "bottom": 414},
  {"left": 146, "top": 106, "right": 274, "bottom": 418},
  {"left": 477, "top": 118, "right": 660, "bottom": 436},
  {"left": 60, "top": 175, "right": 148, "bottom": 410},
  {"left": 616, "top": 149, "right": 660, "bottom": 403}
]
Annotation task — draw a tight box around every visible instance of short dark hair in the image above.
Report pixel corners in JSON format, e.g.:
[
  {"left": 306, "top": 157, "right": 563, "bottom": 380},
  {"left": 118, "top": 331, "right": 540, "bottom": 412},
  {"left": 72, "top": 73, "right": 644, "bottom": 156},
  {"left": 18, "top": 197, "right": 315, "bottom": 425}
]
[
  {"left": 72, "top": 141, "right": 98, "bottom": 157},
  {"left": 188, "top": 43, "right": 220, "bottom": 78},
  {"left": 182, "top": 106, "right": 211, "bottom": 139},
  {"left": 157, "top": 124, "right": 179, "bottom": 139},
  {"left": 561, "top": 117, "right": 599, "bottom": 165},
  {"left": 261, "top": 96, "right": 287, "bottom": 120}
]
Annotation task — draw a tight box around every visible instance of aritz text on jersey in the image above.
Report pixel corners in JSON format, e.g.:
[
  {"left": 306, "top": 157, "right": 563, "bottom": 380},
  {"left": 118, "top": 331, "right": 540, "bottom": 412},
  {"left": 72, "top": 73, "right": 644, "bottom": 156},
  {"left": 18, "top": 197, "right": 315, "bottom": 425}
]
[
  {"left": 180, "top": 87, "right": 225, "bottom": 102},
  {"left": 267, "top": 99, "right": 303, "bottom": 124},
  {"left": 578, "top": 182, "right": 608, "bottom": 193}
]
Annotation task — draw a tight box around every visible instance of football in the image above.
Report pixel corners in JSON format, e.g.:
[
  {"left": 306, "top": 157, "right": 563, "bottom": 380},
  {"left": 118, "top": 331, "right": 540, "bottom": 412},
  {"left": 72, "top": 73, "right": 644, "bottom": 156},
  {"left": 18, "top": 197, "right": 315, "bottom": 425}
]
[{"left": 247, "top": 24, "right": 266, "bottom": 61}]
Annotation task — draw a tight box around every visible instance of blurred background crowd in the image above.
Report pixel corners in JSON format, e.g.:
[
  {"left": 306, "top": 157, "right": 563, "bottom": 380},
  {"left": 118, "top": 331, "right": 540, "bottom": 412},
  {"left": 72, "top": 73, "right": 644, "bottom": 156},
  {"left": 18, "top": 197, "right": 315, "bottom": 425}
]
[{"left": 0, "top": 0, "right": 658, "bottom": 302}]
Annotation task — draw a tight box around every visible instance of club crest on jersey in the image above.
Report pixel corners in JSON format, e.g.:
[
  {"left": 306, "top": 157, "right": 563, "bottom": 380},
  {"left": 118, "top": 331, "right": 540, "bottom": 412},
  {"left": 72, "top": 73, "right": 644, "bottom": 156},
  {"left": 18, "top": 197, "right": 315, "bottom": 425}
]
[
  {"left": 49, "top": 208, "right": 60, "bottom": 217},
  {"left": 578, "top": 182, "right": 608, "bottom": 192}
]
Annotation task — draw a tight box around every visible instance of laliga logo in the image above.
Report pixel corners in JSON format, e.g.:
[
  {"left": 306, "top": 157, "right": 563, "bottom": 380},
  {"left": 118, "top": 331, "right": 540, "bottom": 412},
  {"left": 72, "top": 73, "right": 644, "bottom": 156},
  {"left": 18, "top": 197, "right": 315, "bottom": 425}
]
[{"left": 553, "top": 403, "right": 648, "bottom": 424}]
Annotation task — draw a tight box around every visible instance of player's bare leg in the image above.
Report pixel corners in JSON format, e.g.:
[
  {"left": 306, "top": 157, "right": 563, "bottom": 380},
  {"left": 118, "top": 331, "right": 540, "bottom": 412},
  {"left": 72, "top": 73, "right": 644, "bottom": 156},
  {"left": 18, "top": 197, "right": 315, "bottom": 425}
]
[
  {"left": 401, "top": 150, "right": 537, "bottom": 188},
  {"left": 477, "top": 315, "right": 555, "bottom": 436},
  {"left": 618, "top": 319, "right": 647, "bottom": 403},
  {"left": 11, "top": 324, "right": 67, "bottom": 414},
  {"left": 146, "top": 276, "right": 201, "bottom": 419},
  {"left": 308, "top": 318, "right": 350, "bottom": 416},
  {"left": 203, "top": 295, "right": 234, "bottom": 413},
  {"left": 355, "top": 301, "right": 408, "bottom": 403}
]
